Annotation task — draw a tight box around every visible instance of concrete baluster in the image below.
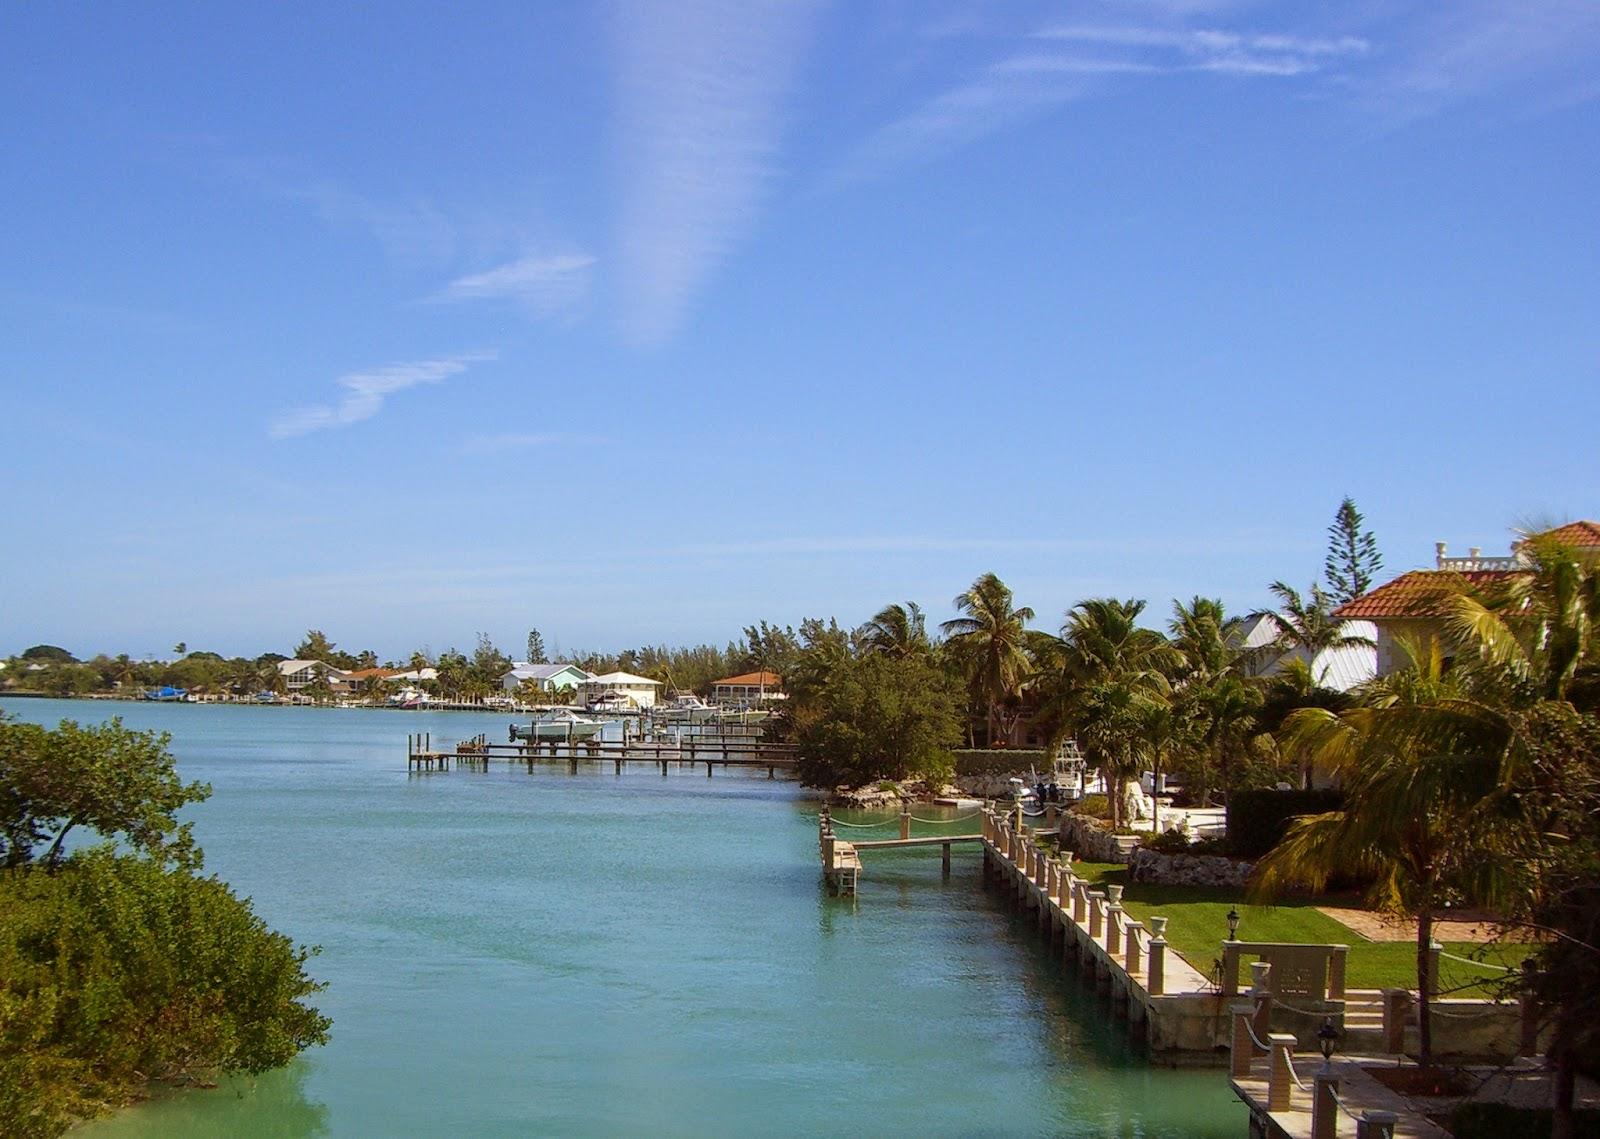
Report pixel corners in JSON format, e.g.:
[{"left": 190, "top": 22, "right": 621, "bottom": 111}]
[
  {"left": 1147, "top": 934, "right": 1166, "bottom": 996},
  {"left": 1072, "top": 881, "right": 1087, "bottom": 924},
  {"left": 1329, "top": 945, "right": 1348, "bottom": 1001},
  {"left": 1124, "top": 920, "right": 1144, "bottom": 975},
  {"left": 1267, "top": 1034, "right": 1297, "bottom": 1112},
  {"left": 1106, "top": 906, "right": 1123, "bottom": 956},
  {"left": 1250, "top": 961, "right": 1274, "bottom": 1046},
  {"left": 900, "top": 804, "right": 911, "bottom": 841},
  {"left": 1087, "top": 891, "right": 1105, "bottom": 939}
]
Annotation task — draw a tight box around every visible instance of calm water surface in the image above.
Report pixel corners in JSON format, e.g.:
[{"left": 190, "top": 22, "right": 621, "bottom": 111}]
[{"left": 6, "top": 699, "right": 1242, "bottom": 1137}]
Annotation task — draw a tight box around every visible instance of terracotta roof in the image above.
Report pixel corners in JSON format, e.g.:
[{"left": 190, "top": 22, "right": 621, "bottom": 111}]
[
  {"left": 1532, "top": 520, "right": 1600, "bottom": 548},
  {"left": 712, "top": 671, "right": 782, "bottom": 688},
  {"left": 345, "top": 667, "right": 405, "bottom": 680},
  {"left": 1333, "top": 570, "right": 1527, "bottom": 620}
]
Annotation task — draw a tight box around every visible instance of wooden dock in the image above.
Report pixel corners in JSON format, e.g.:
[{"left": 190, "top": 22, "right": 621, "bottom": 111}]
[
  {"left": 406, "top": 732, "right": 799, "bottom": 778},
  {"left": 817, "top": 805, "right": 985, "bottom": 893}
]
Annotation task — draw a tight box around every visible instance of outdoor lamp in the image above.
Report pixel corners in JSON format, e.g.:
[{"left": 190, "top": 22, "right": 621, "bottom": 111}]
[
  {"left": 1226, "top": 907, "right": 1240, "bottom": 941},
  {"left": 1318, "top": 1016, "right": 1340, "bottom": 1068}
]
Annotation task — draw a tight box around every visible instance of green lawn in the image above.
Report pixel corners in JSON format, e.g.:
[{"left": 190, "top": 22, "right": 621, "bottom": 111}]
[{"left": 1067, "top": 861, "right": 1525, "bottom": 996}]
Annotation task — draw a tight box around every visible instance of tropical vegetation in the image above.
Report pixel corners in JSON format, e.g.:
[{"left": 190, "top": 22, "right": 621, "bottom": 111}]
[{"left": 0, "top": 717, "right": 330, "bottom": 1138}]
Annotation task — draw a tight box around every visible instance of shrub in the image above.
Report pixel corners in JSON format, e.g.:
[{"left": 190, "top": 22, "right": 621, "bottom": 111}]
[
  {"left": 0, "top": 850, "right": 330, "bottom": 1138},
  {"left": 1073, "top": 793, "right": 1110, "bottom": 820},
  {"left": 1226, "top": 788, "right": 1343, "bottom": 858},
  {"left": 1145, "top": 828, "right": 1193, "bottom": 854}
]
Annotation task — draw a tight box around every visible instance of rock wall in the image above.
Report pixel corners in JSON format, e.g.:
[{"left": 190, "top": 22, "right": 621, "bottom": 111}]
[
  {"left": 1128, "top": 847, "right": 1255, "bottom": 888},
  {"left": 1055, "top": 814, "right": 1132, "bottom": 864}
]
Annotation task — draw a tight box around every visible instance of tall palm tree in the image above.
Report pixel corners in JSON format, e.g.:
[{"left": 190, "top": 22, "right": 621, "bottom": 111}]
[
  {"left": 940, "top": 573, "right": 1034, "bottom": 745},
  {"left": 1250, "top": 581, "right": 1374, "bottom": 681},
  {"left": 1036, "top": 599, "right": 1180, "bottom": 828},
  {"left": 1258, "top": 634, "right": 1528, "bottom": 1067},
  {"left": 857, "top": 601, "right": 929, "bottom": 660}
]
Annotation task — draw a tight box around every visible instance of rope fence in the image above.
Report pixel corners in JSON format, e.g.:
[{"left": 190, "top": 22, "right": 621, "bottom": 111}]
[{"left": 1439, "top": 949, "right": 1518, "bottom": 973}]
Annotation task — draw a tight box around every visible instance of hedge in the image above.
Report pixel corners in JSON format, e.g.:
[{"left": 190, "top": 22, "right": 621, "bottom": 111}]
[{"left": 1226, "top": 788, "right": 1344, "bottom": 858}]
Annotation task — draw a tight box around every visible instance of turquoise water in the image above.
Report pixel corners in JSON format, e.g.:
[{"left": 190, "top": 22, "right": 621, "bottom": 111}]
[{"left": 4, "top": 699, "right": 1242, "bottom": 1137}]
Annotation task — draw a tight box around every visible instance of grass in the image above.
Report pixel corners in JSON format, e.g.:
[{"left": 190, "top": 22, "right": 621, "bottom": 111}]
[{"left": 1065, "top": 861, "right": 1525, "bottom": 996}]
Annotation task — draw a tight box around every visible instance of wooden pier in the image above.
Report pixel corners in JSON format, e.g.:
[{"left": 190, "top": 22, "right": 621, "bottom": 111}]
[
  {"left": 406, "top": 732, "right": 799, "bottom": 778},
  {"left": 817, "top": 805, "right": 985, "bottom": 894}
]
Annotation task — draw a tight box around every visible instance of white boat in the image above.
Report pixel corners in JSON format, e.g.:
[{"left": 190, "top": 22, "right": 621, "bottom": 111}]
[
  {"left": 653, "top": 695, "right": 719, "bottom": 723},
  {"left": 509, "top": 710, "right": 609, "bottom": 742}
]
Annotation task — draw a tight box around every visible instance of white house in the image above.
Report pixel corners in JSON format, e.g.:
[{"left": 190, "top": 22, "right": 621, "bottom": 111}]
[
  {"left": 577, "top": 671, "right": 661, "bottom": 710},
  {"left": 1233, "top": 616, "right": 1377, "bottom": 693},
  {"left": 276, "top": 659, "right": 354, "bottom": 694},
  {"left": 710, "top": 670, "right": 784, "bottom": 707},
  {"left": 1335, "top": 521, "right": 1600, "bottom": 677},
  {"left": 500, "top": 662, "right": 592, "bottom": 695}
]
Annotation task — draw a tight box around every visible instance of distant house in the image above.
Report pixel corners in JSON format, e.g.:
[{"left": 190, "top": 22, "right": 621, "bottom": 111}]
[
  {"left": 500, "top": 662, "right": 592, "bottom": 695},
  {"left": 1233, "top": 615, "right": 1377, "bottom": 693},
  {"left": 1335, "top": 521, "right": 1600, "bottom": 677},
  {"left": 710, "top": 671, "right": 784, "bottom": 707},
  {"left": 276, "top": 659, "right": 353, "bottom": 694},
  {"left": 577, "top": 671, "right": 661, "bottom": 710},
  {"left": 344, "top": 666, "right": 439, "bottom": 693}
]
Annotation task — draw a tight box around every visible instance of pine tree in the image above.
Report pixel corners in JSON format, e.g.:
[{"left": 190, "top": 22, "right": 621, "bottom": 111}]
[
  {"left": 526, "top": 629, "right": 547, "bottom": 664},
  {"left": 1323, "top": 497, "right": 1382, "bottom": 604}
]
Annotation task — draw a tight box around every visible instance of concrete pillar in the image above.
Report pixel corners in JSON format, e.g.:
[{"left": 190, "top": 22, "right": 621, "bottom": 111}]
[
  {"left": 900, "top": 805, "right": 911, "bottom": 841},
  {"left": 1381, "top": 988, "right": 1412, "bottom": 1055},
  {"left": 1124, "top": 921, "right": 1144, "bottom": 975},
  {"left": 1230, "top": 1002, "right": 1257, "bottom": 1078},
  {"left": 1267, "top": 1034, "right": 1297, "bottom": 1112},
  {"left": 1087, "top": 891, "right": 1105, "bottom": 939},
  {"left": 1147, "top": 938, "right": 1166, "bottom": 996},
  {"left": 1355, "top": 1110, "right": 1397, "bottom": 1139},
  {"left": 1312, "top": 1072, "right": 1339, "bottom": 1139},
  {"left": 1072, "top": 882, "right": 1087, "bottom": 924},
  {"left": 1106, "top": 906, "right": 1123, "bottom": 956},
  {"left": 1329, "top": 946, "right": 1348, "bottom": 1000}
]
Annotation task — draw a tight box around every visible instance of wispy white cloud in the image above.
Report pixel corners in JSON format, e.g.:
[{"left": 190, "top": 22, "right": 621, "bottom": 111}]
[
  {"left": 1371, "top": 1, "right": 1600, "bottom": 119},
  {"left": 270, "top": 351, "right": 496, "bottom": 439},
  {"left": 612, "top": 0, "right": 822, "bottom": 344},
  {"left": 434, "top": 253, "right": 596, "bottom": 320},
  {"left": 830, "top": 11, "right": 1373, "bottom": 183}
]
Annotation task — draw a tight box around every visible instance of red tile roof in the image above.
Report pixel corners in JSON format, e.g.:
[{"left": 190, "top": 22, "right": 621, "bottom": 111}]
[
  {"left": 1333, "top": 570, "right": 1526, "bottom": 620},
  {"left": 1532, "top": 520, "right": 1600, "bottom": 548},
  {"left": 712, "top": 671, "right": 783, "bottom": 688}
]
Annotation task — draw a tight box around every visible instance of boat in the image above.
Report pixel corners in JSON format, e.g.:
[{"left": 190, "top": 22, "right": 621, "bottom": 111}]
[
  {"left": 653, "top": 694, "right": 719, "bottom": 723},
  {"left": 253, "top": 691, "right": 280, "bottom": 704},
  {"left": 509, "top": 710, "right": 610, "bottom": 742},
  {"left": 142, "top": 686, "right": 187, "bottom": 702}
]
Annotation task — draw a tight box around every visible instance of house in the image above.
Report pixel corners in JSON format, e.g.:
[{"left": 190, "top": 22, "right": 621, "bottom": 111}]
[
  {"left": 500, "top": 662, "right": 592, "bottom": 695},
  {"left": 710, "top": 670, "right": 784, "bottom": 707},
  {"left": 1335, "top": 521, "right": 1600, "bottom": 676},
  {"left": 276, "top": 659, "right": 353, "bottom": 694},
  {"left": 576, "top": 671, "right": 661, "bottom": 710},
  {"left": 1233, "top": 614, "right": 1377, "bottom": 693},
  {"left": 344, "top": 666, "right": 439, "bottom": 693}
]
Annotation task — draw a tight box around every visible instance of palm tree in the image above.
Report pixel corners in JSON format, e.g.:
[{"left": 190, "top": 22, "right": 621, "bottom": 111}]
[
  {"left": 1249, "top": 581, "right": 1374, "bottom": 682},
  {"left": 1035, "top": 599, "right": 1180, "bottom": 828},
  {"left": 857, "top": 601, "right": 929, "bottom": 660},
  {"left": 940, "top": 573, "right": 1035, "bottom": 745},
  {"left": 1257, "top": 634, "right": 1528, "bottom": 1067},
  {"left": 1441, "top": 532, "right": 1599, "bottom": 703}
]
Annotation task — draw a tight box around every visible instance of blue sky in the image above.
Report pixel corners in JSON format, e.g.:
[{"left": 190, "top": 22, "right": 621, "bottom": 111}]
[{"left": 3, "top": 1, "right": 1597, "bottom": 662}]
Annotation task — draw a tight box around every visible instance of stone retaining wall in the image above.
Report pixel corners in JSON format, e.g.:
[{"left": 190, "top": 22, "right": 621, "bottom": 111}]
[
  {"left": 1129, "top": 847, "right": 1256, "bottom": 888},
  {"left": 1056, "top": 814, "right": 1133, "bottom": 864}
]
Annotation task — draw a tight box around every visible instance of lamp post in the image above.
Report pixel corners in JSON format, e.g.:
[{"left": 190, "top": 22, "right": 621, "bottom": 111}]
[
  {"left": 1318, "top": 1015, "right": 1340, "bottom": 1072},
  {"left": 1226, "top": 907, "right": 1241, "bottom": 941}
]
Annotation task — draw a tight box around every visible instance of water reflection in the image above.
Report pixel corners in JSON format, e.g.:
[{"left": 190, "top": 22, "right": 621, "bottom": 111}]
[{"left": 79, "top": 1061, "right": 328, "bottom": 1138}]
